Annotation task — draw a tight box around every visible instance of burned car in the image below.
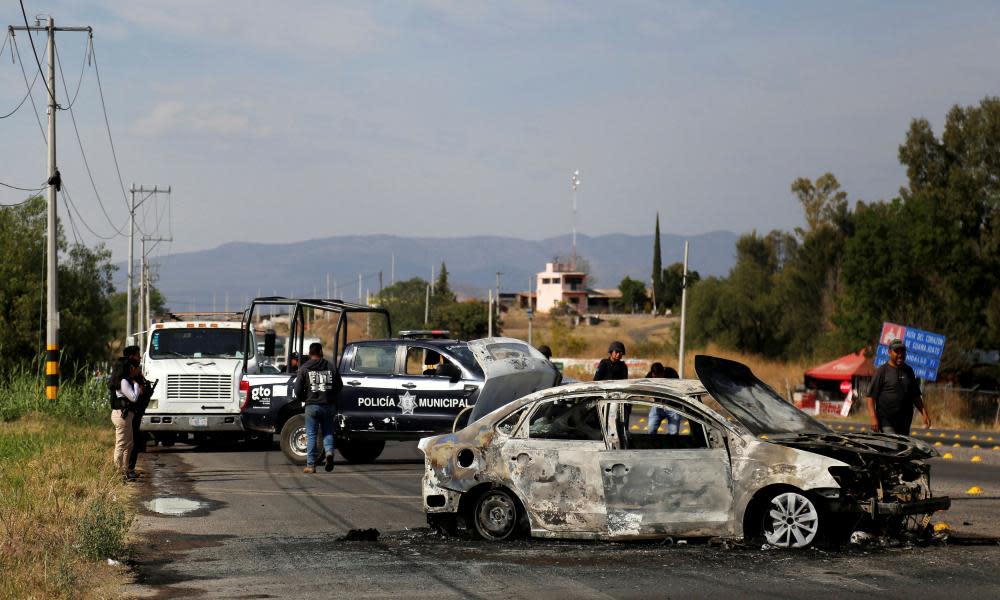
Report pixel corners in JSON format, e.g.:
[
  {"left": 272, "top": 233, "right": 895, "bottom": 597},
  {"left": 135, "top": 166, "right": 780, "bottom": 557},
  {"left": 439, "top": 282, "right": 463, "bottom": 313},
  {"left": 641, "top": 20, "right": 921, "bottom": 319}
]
[{"left": 418, "top": 355, "right": 949, "bottom": 548}]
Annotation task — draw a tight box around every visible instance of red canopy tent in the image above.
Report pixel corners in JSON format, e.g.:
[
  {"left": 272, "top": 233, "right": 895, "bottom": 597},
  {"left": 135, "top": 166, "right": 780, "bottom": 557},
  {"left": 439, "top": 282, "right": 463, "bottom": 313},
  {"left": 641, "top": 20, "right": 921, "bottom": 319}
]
[
  {"left": 797, "top": 350, "right": 874, "bottom": 416},
  {"left": 805, "top": 350, "right": 874, "bottom": 381}
]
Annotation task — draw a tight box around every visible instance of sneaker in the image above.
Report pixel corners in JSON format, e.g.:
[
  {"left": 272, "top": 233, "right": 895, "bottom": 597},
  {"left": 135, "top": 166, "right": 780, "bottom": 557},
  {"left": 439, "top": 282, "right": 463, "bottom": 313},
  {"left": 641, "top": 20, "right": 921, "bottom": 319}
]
[
  {"left": 123, "top": 472, "right": 138, "bottom": 482},
  {"left": 126, "top": 470, "right": 139, "bottom": 479},
  {"left": 324, "top": 452, "right": 335, "bottom": 472},
  {"left": 303, "top": 465, "right": 315, "bottom": 474}
]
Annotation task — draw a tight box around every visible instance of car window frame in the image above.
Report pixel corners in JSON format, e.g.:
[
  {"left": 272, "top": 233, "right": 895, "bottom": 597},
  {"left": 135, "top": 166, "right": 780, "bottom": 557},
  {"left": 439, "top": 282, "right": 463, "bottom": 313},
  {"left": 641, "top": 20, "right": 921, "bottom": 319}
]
[
  {"left": 348, "top": 343, "right": 399, "bottom": 376},
  {"left": 519, "top": 393, "right": 608, "bottom": 443},
  {"left": 604, "top": 395, "right": 729, "bottom": 451}
]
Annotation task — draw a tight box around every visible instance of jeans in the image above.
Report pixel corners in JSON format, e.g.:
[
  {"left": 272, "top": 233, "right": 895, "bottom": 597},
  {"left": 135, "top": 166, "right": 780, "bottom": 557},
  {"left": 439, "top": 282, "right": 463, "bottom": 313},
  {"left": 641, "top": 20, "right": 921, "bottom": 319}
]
[
  {"left": 304, "top": 403, "right": 335, "bottom": 466},
  {"left": 647, "top": 407, "right": 681, "bottom": 434}
]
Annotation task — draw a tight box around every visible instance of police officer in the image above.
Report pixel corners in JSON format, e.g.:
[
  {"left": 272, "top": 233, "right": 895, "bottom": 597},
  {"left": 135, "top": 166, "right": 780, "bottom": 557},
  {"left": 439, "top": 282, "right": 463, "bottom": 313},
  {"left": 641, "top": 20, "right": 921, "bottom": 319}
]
[
  {"left": 594, "top": 341, "right": 629, "bottom": 380},
  {"left": 866, "top": 339, "right": 932, "bottom": 434},
  {"left": 123, "top": 345, "right": 151, "bottom": 479},
  {"left": 294, "top": 342, "right": 343, "bottom": 473}
]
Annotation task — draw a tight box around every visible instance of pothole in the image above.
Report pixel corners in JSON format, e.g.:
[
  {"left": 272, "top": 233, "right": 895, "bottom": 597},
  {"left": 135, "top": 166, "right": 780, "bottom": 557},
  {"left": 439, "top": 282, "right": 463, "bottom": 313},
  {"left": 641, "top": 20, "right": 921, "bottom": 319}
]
[{"left": 144, "top": 496, "right": 207, "bottom": 516}]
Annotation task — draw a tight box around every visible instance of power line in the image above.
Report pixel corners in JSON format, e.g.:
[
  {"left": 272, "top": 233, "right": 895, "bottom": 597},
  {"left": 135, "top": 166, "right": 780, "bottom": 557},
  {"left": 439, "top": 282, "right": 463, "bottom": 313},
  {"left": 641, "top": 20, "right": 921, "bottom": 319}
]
[
  {"left": 18, "top": 0, "right": 55, "bottom": 104},
  {"left": 11, "top": 35, "right": 46, "bottom": 140},
  {"left": 55, "top": 34, "right": 90, "bottom": 111},
  {"left": 0, "top": 31, "right": 42, "bottom": 120},
  {"left": 62, "top": 187, "right": 119, "bottom": 241},
  {"left": 54, "top": 39, "right": 127, "bottom": 238},
  {"left": 89, "top": 39, "right": 132, "bottom": 216},
  {"left": 0, "top": 180, "right": 45, "bottom": 192}
]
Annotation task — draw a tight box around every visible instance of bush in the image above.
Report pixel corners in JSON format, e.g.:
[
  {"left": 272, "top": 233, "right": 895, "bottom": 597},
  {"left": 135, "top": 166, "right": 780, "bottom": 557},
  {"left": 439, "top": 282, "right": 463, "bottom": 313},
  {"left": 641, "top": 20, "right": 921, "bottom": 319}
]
[
  {"left": 76, "top": 497, "right": 133, "bottom": 560},
  {"left": 0, "top": 365, "right": 107, "bottom": 424}
]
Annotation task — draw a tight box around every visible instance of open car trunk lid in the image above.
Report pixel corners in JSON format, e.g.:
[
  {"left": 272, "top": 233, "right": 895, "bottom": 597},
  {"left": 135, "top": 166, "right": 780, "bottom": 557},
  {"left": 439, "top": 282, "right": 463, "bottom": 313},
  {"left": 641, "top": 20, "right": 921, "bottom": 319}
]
[{"left": 467, "top": 337, "right": 559, "bottom": 422}]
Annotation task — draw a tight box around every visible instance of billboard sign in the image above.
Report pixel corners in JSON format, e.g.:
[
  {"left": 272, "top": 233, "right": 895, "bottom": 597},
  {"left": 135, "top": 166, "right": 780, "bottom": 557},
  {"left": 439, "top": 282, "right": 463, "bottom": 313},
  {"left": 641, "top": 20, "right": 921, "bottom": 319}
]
[{"left": 874, "top": 322, "right": 946, "bottom": 381}]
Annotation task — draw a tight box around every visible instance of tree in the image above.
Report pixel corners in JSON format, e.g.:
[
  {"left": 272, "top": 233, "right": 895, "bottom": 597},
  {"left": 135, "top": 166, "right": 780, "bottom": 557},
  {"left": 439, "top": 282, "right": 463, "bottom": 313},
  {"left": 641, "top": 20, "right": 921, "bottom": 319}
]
[
  {"left": 435, "top": 300, "right": 495, "bottom": 340},
  {"left": 651, "top": 213, "right": 663, "bottom": 313},
  {"left": 0, "top": 196, "right": 120, "bottom": 371},
  {"left": 660, "top": 262, "right": 701, "bottom": 312},
  {"left": 616, "top": 276, "right": 648, "bottom": 314},
  {"left": 375, "top": 277, "right": 430, "bottom": 335},
  {"left": 432, "top": 261, "right": 456, "bottom": 306},
  {"left": 790, "top": 173, "right": 849, "bottom": 233}
]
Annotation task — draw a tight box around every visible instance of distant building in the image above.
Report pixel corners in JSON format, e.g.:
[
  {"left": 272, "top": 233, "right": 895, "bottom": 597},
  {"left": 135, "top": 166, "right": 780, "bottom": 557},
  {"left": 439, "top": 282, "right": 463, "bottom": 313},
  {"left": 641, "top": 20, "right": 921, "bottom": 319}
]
[
  {"left": 585, "top": 288, "right": 623, "bottom": 314},
  {"left": 536, "top": 262, "right": 588, "bottom": 314}
]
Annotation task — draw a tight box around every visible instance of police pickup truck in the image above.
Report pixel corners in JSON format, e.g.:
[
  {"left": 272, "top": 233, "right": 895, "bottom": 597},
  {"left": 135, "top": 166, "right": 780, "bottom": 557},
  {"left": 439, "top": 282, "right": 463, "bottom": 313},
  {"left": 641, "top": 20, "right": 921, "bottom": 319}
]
[{"left": 237, "top": 298, "right": 559, "bottom": 464}]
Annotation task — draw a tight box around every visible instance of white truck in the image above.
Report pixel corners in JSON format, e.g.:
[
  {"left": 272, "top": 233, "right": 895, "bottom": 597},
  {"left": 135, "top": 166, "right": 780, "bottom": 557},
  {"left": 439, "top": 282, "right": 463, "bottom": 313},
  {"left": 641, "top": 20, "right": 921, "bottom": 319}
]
[{"left": 141, "top": 320, "right": 262, "bottom": 445}]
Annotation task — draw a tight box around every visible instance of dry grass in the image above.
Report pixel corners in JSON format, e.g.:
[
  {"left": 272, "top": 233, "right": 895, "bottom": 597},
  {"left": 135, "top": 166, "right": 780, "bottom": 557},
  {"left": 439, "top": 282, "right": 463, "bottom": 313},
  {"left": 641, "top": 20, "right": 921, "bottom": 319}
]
[
  {"left": 0, "top": 414, "right": 133, "bottom": 599},
  {"left": 503, "top": 308, "right": 678, "bottom": 360}
]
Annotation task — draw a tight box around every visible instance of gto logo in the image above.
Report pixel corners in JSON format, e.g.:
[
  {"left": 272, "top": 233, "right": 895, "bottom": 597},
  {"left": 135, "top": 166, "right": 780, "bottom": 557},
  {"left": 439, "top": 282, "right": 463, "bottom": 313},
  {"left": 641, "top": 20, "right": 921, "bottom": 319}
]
[{"left": 251, "top": 386, "right": 272, "bottom": 401}]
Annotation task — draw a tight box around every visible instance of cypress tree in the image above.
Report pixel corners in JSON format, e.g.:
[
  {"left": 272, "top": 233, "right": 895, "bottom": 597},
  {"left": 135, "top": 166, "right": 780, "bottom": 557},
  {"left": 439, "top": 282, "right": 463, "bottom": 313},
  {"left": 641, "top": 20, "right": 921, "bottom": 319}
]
[{"left": 652, "top": 213, "right": 663, "bottom": 313}]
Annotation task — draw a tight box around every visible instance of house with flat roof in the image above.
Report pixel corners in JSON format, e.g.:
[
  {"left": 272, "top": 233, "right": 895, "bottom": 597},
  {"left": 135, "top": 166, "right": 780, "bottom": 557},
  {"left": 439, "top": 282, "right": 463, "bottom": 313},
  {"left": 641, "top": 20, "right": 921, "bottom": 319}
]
[{"left": 536, "top": 262, "right": 588, "bottom": 313}]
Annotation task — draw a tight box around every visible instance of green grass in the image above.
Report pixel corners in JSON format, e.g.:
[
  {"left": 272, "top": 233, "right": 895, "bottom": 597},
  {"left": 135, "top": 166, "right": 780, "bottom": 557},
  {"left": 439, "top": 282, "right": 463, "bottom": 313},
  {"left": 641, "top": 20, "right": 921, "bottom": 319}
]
[
  {"left": 0, "top": 371, "right": 132, "bottom": 598},
  {"left": 0, "top": 366, "right": 108, "bottom": 424}
]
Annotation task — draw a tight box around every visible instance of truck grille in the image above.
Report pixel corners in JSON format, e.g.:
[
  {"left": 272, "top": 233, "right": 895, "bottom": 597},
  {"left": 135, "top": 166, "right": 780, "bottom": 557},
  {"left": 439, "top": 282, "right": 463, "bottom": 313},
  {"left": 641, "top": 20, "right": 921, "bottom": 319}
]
[{"left": 165, "top": 374, "right": 232, "bottom": 401}]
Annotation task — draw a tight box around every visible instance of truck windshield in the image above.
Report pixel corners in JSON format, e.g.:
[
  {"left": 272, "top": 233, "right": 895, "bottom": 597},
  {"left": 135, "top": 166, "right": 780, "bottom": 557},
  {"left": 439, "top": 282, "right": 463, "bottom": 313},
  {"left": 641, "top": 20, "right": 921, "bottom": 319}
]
[{"left": 149, "top": 328, "right": 247, "bottom": 359}]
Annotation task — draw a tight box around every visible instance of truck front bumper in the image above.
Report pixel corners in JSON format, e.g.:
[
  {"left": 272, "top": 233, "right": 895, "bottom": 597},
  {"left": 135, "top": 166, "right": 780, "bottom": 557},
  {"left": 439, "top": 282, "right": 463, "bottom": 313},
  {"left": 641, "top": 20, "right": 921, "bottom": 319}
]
[{"left": 142, "top": 414, "right": 244, "bottom": 432}]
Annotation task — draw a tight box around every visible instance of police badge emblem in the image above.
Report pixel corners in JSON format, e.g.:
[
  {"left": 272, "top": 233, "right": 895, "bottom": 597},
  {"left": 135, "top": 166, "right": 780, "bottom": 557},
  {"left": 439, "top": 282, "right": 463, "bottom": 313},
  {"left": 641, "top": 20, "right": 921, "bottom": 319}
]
[{"left": 398, "top": 390, "right": 417, "bottom": 415}]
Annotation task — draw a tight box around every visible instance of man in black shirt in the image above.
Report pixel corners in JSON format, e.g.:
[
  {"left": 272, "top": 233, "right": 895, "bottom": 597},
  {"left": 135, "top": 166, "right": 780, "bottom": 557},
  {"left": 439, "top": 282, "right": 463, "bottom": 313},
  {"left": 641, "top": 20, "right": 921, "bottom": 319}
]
[
  {"left": 594, "top": 341, "right": 629, "bottom": 381},
  {"left": 294, "top": 342, "right": 343, "bottom": 473},
  {"left": 865, "top": 339, "right": 932, "bottom": 434},
  {"left": 124, "top": 345, "right": 150, "bottom": 478}
]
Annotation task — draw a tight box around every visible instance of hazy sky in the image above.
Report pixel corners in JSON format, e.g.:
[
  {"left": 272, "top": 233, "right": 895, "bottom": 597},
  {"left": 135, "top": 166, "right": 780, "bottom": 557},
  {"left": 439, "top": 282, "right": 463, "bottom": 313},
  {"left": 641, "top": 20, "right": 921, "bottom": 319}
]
[{"left": 3, "top": 1, "right": 1000, "bottom": 265}]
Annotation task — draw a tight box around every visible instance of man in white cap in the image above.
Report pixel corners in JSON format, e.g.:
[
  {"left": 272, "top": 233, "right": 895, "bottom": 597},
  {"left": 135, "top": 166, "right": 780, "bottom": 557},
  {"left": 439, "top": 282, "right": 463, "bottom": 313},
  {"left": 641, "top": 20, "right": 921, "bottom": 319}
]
[{"left": 865, "top": 339, "right": 932, "bottom": 434}]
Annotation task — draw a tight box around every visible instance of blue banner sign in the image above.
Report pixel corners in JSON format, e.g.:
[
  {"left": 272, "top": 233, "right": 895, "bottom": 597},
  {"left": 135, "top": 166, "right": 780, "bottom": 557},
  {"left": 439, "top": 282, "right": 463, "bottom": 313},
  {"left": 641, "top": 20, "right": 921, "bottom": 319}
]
[{"left": 875, "top": 322, "right": 946, "bottom": 381}]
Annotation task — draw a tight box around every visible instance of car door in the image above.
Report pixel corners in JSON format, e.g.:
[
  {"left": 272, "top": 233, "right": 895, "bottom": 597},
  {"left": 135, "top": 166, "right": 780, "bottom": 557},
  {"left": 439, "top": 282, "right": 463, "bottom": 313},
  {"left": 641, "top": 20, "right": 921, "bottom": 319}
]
[
  {"left": 392, "top": 344, "right": 476, "bottom": 434},
  {"left": 338, "top": 343, "right": 400, "bottom": 432},
  {"left": 501, "top": 395, "right": 608, "bottom": 535},
  {"left": 599, "top": 396, "right": 736, "bottom": 538}
]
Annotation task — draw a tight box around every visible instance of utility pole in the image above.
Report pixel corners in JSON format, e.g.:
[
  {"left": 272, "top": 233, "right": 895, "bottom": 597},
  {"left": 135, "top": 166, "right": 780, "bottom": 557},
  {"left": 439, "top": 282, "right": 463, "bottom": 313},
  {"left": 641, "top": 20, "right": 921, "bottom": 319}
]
[
  {"left": 378, "top": 271, "right": 383, "bottom": 294},
  {"left": 424, "top": 284, "right": 430, "bottom": 325},
  {"left": 488, "top": 290, "right": 494, "bottom": 338},
  {"left": 128, "top": 184, "right": 170, "bottom": 341},
  {"left": 390, "top": 253, "right": 395, "bottom": 286},
  {"left": 677, "top": 241, "right": 690, "bottom": 378},
  {"left": 358, "top": 274, "right": 363, "bottom": 303},
  {"left": 496, "top": 271, "right": 503, "bottom": 325},
  {"left": 10, "top": 17, "right": 91, "bottom": 400},
  {"left": 140, "top": 235, "right": 171, "bottom": 348},
  {"left": 527, "top": 275, "right": 534, "bottom": 346},
  {"left": 571, "top": 169, "right": 581, "bottom": 269}
]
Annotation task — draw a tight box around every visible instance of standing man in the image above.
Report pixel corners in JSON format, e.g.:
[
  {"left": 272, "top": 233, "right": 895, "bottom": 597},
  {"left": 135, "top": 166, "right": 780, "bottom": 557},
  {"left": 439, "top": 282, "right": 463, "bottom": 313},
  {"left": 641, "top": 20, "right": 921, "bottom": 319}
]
[
  {"left": 124, "top": 345, "right": 150, "bottom": 479},
  {"left": 294, "top": 342, "right": 343, "bottom": 473},
  {"left": 594, "top": 341, "right": 629, "bottom": 381},
  {"left": 866, "top": 339, "right": 932, "bottom": 434}
]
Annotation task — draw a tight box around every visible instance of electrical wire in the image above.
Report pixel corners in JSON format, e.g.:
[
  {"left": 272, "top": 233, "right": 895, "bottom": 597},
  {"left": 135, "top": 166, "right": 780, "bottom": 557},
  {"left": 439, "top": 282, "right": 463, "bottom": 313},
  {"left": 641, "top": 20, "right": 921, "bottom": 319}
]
[
  {"left": 55, "top": 34, "right": 90, "bottom": 112},
  {"left": 0, "top": 30, "right": 43, "bottom": 120},
  {"left": 19, "top": 0, "right": 56, "bottom": 105},
  {"left": 61, "top": 187, "right": 119, "bottom": 241},
  {"left": 0, "top": 180, "right": 45, "bottom": 192},
  {"left": 88, "top": 40, "right": 132, "bottom": 218},
  {"left": 0, "top": 29, "right": 10, "bottom": 59},
  {"left": 55, "top": 40, "right": 128, "bottom": 237},
  {"left": 12, "top": 36, "right": 46, "bottom": 140}
]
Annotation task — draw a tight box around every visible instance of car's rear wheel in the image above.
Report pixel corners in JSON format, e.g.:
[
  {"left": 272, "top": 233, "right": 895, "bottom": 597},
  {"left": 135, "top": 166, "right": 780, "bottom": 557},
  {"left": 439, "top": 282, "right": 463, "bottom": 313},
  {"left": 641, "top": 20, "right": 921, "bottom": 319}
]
[
  {"left": 336, "top": 439, "right": 385, "bottom": 463},
  {"left": 762, "top": 491, "right": 821, "bottom": 549},
  {"left": 279, "top": 413, "right": 308, "bottom": 465},
  {"left": 472, "top": 488, "right": 522, "bottom": 541}
]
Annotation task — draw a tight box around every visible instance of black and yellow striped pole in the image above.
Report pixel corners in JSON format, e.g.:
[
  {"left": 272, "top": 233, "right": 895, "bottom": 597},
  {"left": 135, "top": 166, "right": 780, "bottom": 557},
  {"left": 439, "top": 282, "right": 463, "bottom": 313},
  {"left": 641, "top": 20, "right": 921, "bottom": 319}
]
[{"left": 46, "top": 345, "right": 59, "bottom": 400}]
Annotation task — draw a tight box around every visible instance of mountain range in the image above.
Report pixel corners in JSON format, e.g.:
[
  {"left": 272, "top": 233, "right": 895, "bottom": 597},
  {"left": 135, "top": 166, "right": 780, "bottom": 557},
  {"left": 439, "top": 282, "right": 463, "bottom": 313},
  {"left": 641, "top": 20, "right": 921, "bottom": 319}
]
[{"left": 141, "top": 231, "right": 739, "bottom": 311}]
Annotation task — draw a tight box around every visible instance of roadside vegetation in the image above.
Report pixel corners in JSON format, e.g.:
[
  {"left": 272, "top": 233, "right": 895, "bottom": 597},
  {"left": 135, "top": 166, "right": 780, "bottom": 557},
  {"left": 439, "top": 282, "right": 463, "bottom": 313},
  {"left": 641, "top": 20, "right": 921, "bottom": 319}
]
[{"left": 0, "top": 373, "right": 132, "bottom": 599}]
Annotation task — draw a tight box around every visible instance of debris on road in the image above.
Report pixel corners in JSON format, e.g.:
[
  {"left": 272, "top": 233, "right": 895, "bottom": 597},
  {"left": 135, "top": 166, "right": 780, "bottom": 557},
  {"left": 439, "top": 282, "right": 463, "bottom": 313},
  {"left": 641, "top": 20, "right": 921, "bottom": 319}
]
[{"left": 339, "top": 528, "right": 381, "bottom": 542}]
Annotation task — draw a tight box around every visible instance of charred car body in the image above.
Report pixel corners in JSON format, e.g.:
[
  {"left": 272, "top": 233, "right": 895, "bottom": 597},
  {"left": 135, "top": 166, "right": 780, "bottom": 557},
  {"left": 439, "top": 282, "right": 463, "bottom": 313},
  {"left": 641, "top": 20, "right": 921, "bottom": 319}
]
[
  {"left": 238, "top": 297, "right": 559, "bottom": 464},
  {"left": 419, "top": 355, "right": 949, "bottom": 548}
]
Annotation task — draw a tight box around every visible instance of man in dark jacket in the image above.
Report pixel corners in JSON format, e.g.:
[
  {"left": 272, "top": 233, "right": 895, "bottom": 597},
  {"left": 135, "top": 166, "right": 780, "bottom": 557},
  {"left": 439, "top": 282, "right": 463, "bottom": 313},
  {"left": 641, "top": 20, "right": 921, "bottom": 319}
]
[
  {"left": 294, "top": 342, "right": 343, "bottom": 473},
  {"left": 594, "top": 341, "right": 629, "bottom": 381},
  {"left": 866, "top": 339, "right": 932, "bottom": 434},
  {"left": 124, "top": 345, "right": 151, "bottom": 478}
]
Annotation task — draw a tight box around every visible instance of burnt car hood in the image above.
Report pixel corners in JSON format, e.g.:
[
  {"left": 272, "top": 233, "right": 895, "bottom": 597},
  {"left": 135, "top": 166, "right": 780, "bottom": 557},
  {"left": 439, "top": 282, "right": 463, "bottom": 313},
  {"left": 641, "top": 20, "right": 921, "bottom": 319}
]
[
  {"left": 764, "top": 432, "right": 938, "bottom": 464},
  {"left": 694, "top": 354, "right": 937, "bottom": 464},
  {"left": 467, "top": 338, "right": 560, "bottom": 422}
]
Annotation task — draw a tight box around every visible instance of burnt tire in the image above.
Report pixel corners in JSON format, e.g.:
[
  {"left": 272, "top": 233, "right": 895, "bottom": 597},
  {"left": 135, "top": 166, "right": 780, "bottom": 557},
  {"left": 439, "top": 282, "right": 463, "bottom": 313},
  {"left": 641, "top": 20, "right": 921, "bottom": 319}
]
[
  {"left": 760, "top": 490, "right": 822, "bottom": 549},
  {"left": 336, "top": 439, "right": 385, "bottom": 464},
  {"left": 472, "top": 488, "right": 524, "bottom": 542},
  {"left": 279, "top": 413, "right": 308, "bottom": 465}
]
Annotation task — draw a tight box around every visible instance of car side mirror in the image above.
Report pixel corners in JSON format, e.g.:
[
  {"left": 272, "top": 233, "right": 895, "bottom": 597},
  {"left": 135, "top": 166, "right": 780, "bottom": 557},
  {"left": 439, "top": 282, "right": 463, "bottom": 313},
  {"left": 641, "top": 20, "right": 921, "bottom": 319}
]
[{"left": 264, "top": 330, "right": 276, "bottom": 357}]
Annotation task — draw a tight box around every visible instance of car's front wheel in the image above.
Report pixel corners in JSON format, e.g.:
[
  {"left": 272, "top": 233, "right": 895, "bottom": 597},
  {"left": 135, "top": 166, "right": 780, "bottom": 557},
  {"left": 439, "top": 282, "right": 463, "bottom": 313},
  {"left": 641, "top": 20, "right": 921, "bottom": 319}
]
[
  {"left": 472, "top": 488, "right": 523, "bottom": 541},
  {"left": 336, "top": 438, "right": 385, "bottom": 463},
  {"left": 762, "top": 490, "right": 821, "bottom": 549}
]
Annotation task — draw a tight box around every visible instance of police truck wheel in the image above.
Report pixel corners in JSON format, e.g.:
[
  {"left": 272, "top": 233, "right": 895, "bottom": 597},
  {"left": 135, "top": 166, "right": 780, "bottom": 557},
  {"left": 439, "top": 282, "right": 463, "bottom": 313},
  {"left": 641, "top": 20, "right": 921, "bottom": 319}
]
[
  {"left": 336, "top": 439, "right": 385, "bottom": 463},
  {"left": 279, "top": 414, "right": 309, "bottom": 465}
]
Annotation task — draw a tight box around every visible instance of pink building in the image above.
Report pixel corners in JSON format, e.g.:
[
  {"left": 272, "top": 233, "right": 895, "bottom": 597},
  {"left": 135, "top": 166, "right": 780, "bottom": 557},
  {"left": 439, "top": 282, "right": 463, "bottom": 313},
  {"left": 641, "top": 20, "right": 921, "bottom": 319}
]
[{"left": 536, "top": 262, "right": 588, "bottom": 314}]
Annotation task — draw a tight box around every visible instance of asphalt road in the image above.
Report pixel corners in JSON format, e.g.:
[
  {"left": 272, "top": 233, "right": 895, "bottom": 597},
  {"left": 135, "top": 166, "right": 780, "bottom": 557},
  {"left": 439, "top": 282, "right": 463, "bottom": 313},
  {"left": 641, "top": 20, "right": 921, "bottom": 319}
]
[{"left": 125, "top": 440, "right": 1000, "bottom": 599}]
